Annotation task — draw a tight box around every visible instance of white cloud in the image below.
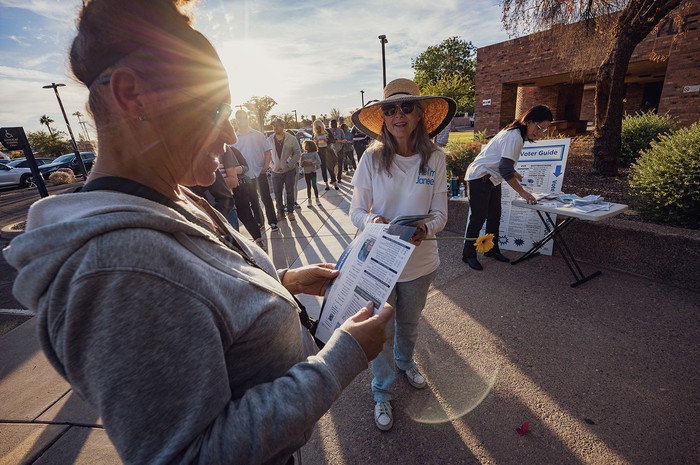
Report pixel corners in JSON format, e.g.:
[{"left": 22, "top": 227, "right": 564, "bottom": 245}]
[
  {"left": 1, "top": 0, "right": 509, "bottom": 129},
  {"left": 0, "top": 0, "right": 81, "bottom": 23},
  {"left": 0, "top": 67, "right": 91, "bottom": 135}
]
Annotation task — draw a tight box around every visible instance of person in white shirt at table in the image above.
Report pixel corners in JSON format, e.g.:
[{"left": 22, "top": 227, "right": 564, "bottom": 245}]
[
  {"left": 349, "top": 77, "right": 456, "bottom": 431},
  {"left": 461, "top": 104, "right": 553, "bottom": 271}
]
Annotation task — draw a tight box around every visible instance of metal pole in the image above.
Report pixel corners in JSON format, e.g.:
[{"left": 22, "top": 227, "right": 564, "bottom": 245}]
[
  {"left": 361, "top": 90, "right": 365, "bottom": 107},
  {"left": 43, "top": 83, "right": 88, "bottom": 177},
  {"left": 293, "top": 110, "right": 298, "bottom": 124},
  {"left": 378, "top": 35, "right": 388, "bottom": 88}
]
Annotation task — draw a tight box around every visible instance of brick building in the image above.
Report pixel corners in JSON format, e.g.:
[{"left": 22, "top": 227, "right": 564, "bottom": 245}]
[{"left": 474, "top": 0, "right": 700, "bottom": 135}]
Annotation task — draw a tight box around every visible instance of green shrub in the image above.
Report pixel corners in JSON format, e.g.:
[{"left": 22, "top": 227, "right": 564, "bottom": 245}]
[
  {"left": 620, "top": 112, "right": 678, "bottom": 166},
  {"left": 629, "top": 122, "right": 700, "bottom": 228},
  {"left": 473, "top": 130, "right": 489, "bottom": 143},
  {"left": 445, "top": 140, "right": 481, "bottom": 179}
]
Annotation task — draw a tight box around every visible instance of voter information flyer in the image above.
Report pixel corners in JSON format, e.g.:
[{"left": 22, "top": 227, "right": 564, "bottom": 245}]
[
  {"left": 466, "top": 138, "right": 570, "bottom": 256},
  {"left": 315, "top": 223, "right": 416, "bottom": 344}
]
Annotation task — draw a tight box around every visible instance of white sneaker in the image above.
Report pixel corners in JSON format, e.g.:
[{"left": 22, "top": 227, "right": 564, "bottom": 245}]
[
  {"left": 316, "top": 198, "right": 322, "bottom": 206},
  {"left": 403, "top": 366, "right": 426, "bottom": 389},
  {"left": 374, "top": 401, "right": 393, "bottom": 431}
]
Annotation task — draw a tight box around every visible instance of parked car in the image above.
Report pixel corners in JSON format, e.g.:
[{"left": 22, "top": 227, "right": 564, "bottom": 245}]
[
  {"left": 7, "top": 158, "right": 54, "bottom": 169},
  {"left": 286, "top": 129, "right": 314, "bottom": 145},
  {"left": 0, "top": 164, "right": 38, "bottom": 188},
  {"left": 39, "top": 152, "right": 96, "bottom": 179}
]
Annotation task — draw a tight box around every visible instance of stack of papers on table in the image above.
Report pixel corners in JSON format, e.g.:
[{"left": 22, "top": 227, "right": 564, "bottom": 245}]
[
  {"left": 530, "top": 192, "right": 613, "bottom": 213},
  {"left": 571, "top": 202, "right": 613, "bottom": 213},
  {"left": 572, "top": 195, "right": 604, "bottom": 206}
]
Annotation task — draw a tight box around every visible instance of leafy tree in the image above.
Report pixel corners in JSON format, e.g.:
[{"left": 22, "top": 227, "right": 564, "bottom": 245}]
[
  {"left": 39, "top": 114, "right": 55, "bottom": 136},
  {"left": 269, "top": 113, "right": 297, "bottom": 128},
  {"left": 420, "top": 75, "right": 474, "bottom": 116},
  {"left": 329, "top": 108, "right": 342, "bottom": 121},
  {"left": 501, "top": 0, "right": 684, "bottom": 175},
  {"left": 26, "top": 130, "right": 71, "bottom": 156},
  {"left": 412, "top": 36, "right": 476, "bottom": 114},
  {"left": 243, "top": 96, "right": 277, "bottom": 131}
]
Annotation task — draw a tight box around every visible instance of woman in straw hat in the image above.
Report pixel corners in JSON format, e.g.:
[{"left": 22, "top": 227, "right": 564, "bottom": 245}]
[{"left": 350, "top": 78, "right": 456, "bottom": 431}]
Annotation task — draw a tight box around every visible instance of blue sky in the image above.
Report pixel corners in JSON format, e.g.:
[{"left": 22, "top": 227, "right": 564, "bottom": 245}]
[{"left": 0, "top": 0, "right": 510, "bottom": 136}]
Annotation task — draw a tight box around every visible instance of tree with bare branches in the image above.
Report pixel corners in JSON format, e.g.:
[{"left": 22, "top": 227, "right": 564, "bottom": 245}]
[{"left": 501, "top": 0, "right": 684, "bottom": 175}]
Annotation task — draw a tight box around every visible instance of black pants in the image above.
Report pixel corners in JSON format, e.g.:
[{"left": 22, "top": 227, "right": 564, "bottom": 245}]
[
  {"left": 318, "top": 146, "right": 336, "bottom": 184},
  {"left": 304, "top": 172, "right": 319, "bottom": 198},
  {"left": 232, "top": 182, "right": 261, "bottom": 240},
  {"left": 333, "top": 147, "right": 344, "bottom": 182},
  {"left": 250, "top": 172, "right": 277, "bottom": 226},
  {"left": 344, "top": 149, "right": 356, "bottom": 169},
  {"left": 462, "top": 176, "right": 502, "bottom": 259},
  {"left": 353, "top": 141, "right": 368, "bottom": 161}
]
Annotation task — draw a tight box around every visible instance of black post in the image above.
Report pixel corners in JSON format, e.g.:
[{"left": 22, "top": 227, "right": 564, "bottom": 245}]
[
  {"left": 43, "top": 83, "right": 88, "bottom": 178},
  {"left": 378, "top": 35, "right": 388, "bottom": 88},
  {"left": 361, "top": 90, "right": 365, "bottom": 107},
  {"left": 1, "top": 127, "right": 49, "bottom": 197}
]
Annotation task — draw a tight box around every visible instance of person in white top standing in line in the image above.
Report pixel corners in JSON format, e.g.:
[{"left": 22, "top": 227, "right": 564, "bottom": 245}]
[
  {"left": 461, "top": 105, "right": 553, "bottom": 271},
  {"left": 350, "top": 78, "right": 456, "bottom": 431},
  {"left": 233, "top": 109, "right": 280, "bottom": 232}
]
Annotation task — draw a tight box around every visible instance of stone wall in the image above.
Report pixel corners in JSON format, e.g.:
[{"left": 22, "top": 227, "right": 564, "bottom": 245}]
[{"left": 446, "top": 199, "right": 700, "bottom": 290}]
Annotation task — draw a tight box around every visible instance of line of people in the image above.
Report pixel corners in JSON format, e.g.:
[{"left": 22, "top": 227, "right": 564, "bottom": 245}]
[{"left": 195, "top": 111, "right": 371, "bottom": 252}]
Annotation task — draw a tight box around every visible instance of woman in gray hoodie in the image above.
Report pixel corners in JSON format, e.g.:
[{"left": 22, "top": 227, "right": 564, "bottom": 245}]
[{"left": 3, "top": 1, "right": 392, "bottom": 464}]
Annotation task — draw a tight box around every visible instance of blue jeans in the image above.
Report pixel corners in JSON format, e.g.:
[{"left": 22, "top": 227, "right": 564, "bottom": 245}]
[
  {"left": 226, "top": 207, "right": 240, "bottom": 231},
  {"left": 371, "top": 270, "right": 437, "bottom": 402},
  {"left": 271, "top": 170, "right": 296, "bottom": 214}
]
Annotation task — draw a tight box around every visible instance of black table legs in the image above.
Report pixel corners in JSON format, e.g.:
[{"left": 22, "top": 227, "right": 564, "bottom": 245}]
[{"left": 511, "top": 212, "right": 601, "bottom": 287}]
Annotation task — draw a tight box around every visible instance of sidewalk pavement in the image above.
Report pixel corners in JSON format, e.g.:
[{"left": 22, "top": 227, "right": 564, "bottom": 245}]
[{"left": 1, "top": 177, "right": 698, "bottom": 464}]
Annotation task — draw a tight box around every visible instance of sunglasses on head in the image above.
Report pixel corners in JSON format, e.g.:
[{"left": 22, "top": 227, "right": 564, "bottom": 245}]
[{"left": 380, "top": 101, "right": 416, "bottom": 117}]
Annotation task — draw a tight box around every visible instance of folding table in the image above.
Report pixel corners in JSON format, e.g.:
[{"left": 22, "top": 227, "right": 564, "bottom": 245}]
[{"left": 510, "top": 199, "right": 628, "bottom": 287}]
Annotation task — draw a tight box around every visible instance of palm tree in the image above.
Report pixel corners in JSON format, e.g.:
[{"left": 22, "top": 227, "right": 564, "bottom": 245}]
[{"left": 39, "top": 115, "right": 54, "bottom": 136}]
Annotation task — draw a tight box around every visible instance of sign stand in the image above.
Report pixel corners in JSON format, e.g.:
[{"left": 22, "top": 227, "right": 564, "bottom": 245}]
[{"left": 1, "top": 127, "right": 49, "bottom": 198}]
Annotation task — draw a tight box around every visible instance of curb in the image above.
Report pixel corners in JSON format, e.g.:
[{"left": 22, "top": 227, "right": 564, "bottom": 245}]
[{"left": 1, "top": 221, "right": 24, "bottom": 240}]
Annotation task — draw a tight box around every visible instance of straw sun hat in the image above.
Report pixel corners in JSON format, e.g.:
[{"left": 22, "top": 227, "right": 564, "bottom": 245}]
[{"left": 351, "top": 78, "right": 457, "bottom": 139}]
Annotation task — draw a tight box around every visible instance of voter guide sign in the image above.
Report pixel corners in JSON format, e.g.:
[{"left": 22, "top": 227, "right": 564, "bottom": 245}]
[{"left": 467, "top": 138, "right": 570, "bottom": 256}]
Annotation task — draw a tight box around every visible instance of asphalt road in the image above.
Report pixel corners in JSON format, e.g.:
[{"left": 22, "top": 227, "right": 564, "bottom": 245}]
[{"left": 0, "top": 183, "right": 84, "bottom": 337}]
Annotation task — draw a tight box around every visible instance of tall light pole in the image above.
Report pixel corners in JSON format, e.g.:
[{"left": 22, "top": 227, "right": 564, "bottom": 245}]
[
  {"left": 292, "top": 110, "right": 298, "bottom": 125},
  {"left": 43, "top": 83, "right": 88, "bottom": 177},
  {"left": 378, "top": 35, "right": 388, "bottom": 88},
  {"left": 360, "top": 90, "right": 365, "bottom": 107}
]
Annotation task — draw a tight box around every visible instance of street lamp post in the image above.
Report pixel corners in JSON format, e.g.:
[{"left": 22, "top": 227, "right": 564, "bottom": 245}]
[
  {"left": 292, "top": 110, "right": 298, "bottom": 125},
  {"left": 43, "top": 83, "right": 88, "bottom": 177},
  {"left": 360, "top": 90, "right": 365, "bottom": 107},
  {"left": 378, "top": 35, "right": 388, "bottom": 88}
]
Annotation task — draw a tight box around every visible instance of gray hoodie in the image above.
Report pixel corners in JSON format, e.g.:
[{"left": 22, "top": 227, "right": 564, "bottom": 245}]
[{"left": 3, "top": 190, "right": 367, "bottom": 465}]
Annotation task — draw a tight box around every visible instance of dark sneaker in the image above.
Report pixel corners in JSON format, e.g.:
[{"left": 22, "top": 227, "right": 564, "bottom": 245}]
[
  {"left": 462, "top": 256, "right": 483, "bottom": 271},
  {"left": 484, "top": 250, "right": 510, "bottom": 262}
]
